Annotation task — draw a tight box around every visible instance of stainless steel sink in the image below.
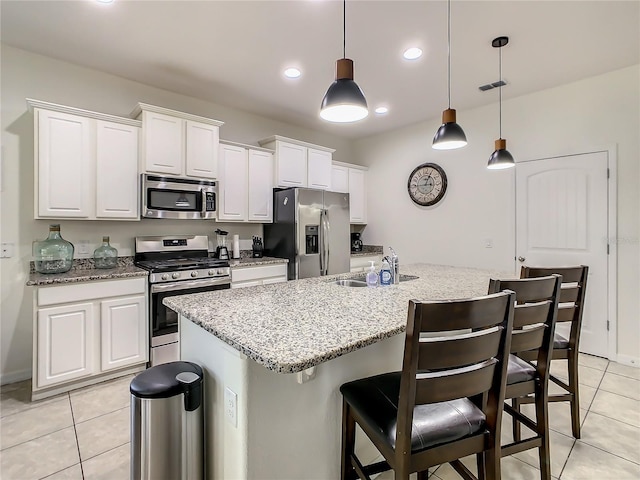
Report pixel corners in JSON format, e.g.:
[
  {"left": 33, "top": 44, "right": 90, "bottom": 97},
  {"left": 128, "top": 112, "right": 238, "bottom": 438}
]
[
  {"left": 348, "top": 274, "right": 420, "bottom": 283},
  {"left": 334, "top": 279, "right": 368, "bottom": 287}
]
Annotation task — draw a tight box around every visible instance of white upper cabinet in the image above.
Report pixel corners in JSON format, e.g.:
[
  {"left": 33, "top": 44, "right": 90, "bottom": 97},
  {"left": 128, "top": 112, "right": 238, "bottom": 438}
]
[
  {"left": 218, "top": 141, "right": 274, "bottom": 223},
  {"left": 332, "top": 161, "right": 368, "bottom": 224},
  {"left": 29, "top": 99, "right": 141, "bottom": 221},
  {"left": 307, "top": 149, "right": 332, "bottom": 190},
  {"left": 259, "top": 136, "right": 334, "bottom": 190},
  {"left": 96, "top": 120, "right": 139, "bottom": 219},
  {"left": 248, "top": 149, "right": 274, "bottom": 222},
  {"left": 185, "top": 120, "right": 219, "bottom": 178},
  {"left": 330, "top": 164, "right": 349, "bottom": 194},
  {"left": 36, "top": 109, "right": 93, "bottom": 218},
  {"left": 142, "top": 111, "right": 183, "bottom": 175},
  {"left": 132, "top": 103, "right": 224, "bottom": 179},
  {"left": 218, "top": 143, "right": 249, "bottom": 221}
]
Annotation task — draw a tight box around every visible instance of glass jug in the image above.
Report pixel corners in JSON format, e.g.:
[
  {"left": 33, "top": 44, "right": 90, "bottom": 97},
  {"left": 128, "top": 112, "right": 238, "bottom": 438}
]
[{"left": 33, "top": 224, "right": 74, "bottom": 274}]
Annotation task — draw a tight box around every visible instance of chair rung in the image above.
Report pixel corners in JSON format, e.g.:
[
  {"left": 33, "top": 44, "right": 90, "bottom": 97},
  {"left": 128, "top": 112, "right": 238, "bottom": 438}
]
[
  {"left": 362, "top": 460, "right": 391, "bottom": 476},
  {"left": 504, "top": 403, "right": 538, "bottom": 432},
  {"left": 550, "top": 375, "right": 571, "bottom": 391},
  {"left": 450, "top": 459, "right": 477, "bottom": 480},
  {"left": 350, "top": 453, "right": 372, "bottom": 480},
  {"left": 502, "top": 437, "right": 543, "bottom": 457},
  {"left": 548, "top": 393, "right": 574, "bottom": 402}
]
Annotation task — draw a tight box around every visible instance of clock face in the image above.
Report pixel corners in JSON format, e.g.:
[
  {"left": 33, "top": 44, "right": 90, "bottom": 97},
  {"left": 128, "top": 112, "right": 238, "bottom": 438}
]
[{"left": 407, "top": 163, "right": 448, "bottom": 206}]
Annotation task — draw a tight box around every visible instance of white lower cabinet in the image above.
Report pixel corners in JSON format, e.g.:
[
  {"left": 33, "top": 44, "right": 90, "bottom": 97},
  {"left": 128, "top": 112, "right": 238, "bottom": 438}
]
[
  {"left": 231, "top": 264, "right": 288, "bottom": 289},
  {"left": 349, "top": 255, "right": 382, "bottom": 273},
  {"left": 34, "top": 277, "right": 148, "bottom": 395}
]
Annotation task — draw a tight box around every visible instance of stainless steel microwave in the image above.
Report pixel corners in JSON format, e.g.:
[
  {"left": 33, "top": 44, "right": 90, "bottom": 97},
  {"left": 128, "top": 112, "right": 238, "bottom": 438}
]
[{"left": 141, "top": 174, "right": 216, "bottom": 220}]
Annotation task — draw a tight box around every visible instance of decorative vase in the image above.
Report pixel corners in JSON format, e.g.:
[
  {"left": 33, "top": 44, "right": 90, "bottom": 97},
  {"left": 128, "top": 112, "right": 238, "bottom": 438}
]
[
  {"left": 93, "top": 236, "right": 118, "bottom": 269},
  {"left": 33, "top": 224, "right": 74, "bottom": 274}
]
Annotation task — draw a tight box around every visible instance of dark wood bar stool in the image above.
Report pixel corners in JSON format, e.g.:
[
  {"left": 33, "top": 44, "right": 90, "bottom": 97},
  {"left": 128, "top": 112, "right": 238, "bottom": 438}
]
[
  {"left": 339, "top": 291, "right": 515, "bottom": 480},
  {"left": 514, "top": 266, "right": 589, "bottom": 439},
  {"left": 488, "top": 275, "right": 561, "bottom": 480}
]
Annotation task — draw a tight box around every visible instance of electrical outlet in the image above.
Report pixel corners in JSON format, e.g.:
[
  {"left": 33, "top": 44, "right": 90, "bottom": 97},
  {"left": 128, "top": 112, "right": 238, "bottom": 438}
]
[
  {"left": 78, "top": 240, "right": 90, "bottom": 255},
  {"left": 484, "top": 238, "right": 494, "bottom": 249},
  {"left": 224, "top": 387, "right": 237, "bottom": 427}
]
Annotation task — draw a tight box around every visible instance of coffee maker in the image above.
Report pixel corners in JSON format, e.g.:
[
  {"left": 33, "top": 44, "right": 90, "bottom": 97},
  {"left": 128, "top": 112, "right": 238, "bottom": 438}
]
[
  {"left": 214, "top": 229, "right": 230, "bottom": 260},
  {"left": 350, "top": 232, "right": 363, "bottom": 252}
]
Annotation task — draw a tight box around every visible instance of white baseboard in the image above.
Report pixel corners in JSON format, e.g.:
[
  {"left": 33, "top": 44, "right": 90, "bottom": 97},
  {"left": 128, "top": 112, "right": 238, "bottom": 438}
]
[
  {"left": 0, "top": 369, "right": 32, "bottom": 386},
  {"left": 614, "top": 354, "right": 640, "bottom": 368}
]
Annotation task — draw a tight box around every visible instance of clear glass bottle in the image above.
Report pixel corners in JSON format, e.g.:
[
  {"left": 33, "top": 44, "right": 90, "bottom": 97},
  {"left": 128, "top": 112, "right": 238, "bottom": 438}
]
[
  {"left": 33, "top": 224, "right": 74, "bottom": 274},
  {"left": 93, "top": 236, "right": 118, "bottom": 269}
]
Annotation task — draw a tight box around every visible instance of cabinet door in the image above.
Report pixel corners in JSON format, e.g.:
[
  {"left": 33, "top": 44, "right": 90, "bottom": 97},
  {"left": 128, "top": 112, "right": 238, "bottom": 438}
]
[
  {"left": 248, "top": 150, "right": 274, "bottom": 222},
  {"left": 185, "top": 120, "right": 219, "bottom": 179},
  {"left": 37, "top": 109, "right": 92, "bottom": 218},
  {"left": 96, "top": 121, "right": 140, "bottom": 219},
  {"left": 307, "top": 149, "right": 332, "bottom": 190},
  {"left": 331, "top": 165, "right": 349, "bottom": 193},
  {"left": 142, "top": 111, "right": 183, "bottom": 175},
  {"left": 348, "top": 168, "right": 367, "bottom": 224},
  {"left": 101, "top": 295, "right": 147, "bottom": 371},
  {"left": 37, "top": 303, "right": 94, "bottom": 388},
  {"left": 276, "top": 142, "right": 307, "bottom": 187},
  {"left": 218, "top": 144, "right": 248, "bottom": 221}
]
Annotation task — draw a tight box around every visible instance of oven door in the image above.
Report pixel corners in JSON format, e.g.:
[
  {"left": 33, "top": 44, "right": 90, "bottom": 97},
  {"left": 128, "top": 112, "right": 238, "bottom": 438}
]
[{"left": 150, "top": 277, "right": 230, "bottom": 346}]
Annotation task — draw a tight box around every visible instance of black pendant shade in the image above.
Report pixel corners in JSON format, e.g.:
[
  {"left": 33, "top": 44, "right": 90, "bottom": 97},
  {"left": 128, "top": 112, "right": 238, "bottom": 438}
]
[
  {"left": 487, "top": 138, "right": 515, "bottom": 170},
  {"left": 320, "top": 58, "right": 368, "bottom": 123},
  {"left": 432, "top": 108, "right": 467, "bottom": 150}
]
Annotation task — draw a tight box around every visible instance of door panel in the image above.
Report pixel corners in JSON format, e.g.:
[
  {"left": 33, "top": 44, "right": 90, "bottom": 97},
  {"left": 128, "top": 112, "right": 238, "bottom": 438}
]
[
  {"left": 101, "top": 295, "right": 147, "bottom": 371},
  {"left": 297, "top": 189, "right": 323, "bottom": 279},
  {"left": 323, "top": 191, "right": 351, "bottom": 276},
  {"left": 516, "top": 152, "right": 609, "bottom": 357}
]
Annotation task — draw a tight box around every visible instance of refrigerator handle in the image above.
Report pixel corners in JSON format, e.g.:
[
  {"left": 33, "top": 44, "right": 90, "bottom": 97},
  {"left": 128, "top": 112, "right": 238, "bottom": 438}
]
[{"left": 320, "top": 209, "right": 330, "bottom": 275}]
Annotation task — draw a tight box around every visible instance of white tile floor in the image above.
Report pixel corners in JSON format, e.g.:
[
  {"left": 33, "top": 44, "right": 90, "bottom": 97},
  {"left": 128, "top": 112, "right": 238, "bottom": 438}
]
[{"left": 0, "top": 354, "right": 638, "bottom": 479}]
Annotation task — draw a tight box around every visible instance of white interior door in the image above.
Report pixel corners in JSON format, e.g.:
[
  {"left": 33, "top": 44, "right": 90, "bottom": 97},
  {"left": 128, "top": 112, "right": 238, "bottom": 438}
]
[{"left": 516, "top": 151, "right": 610, "bottom": 358}]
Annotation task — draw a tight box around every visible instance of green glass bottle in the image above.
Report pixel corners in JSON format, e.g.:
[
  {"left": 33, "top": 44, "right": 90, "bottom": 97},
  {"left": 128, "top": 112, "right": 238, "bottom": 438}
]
[
  {"left": 33, "top": 224, "right": 74, "bottom": 274},
  {"left": 93, "top": 236, "right": 118, "bottom": 269}
]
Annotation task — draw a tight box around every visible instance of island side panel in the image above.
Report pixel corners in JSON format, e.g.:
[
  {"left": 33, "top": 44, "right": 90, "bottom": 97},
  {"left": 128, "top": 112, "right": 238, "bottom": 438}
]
[
  {"left": 181, "top": 317, "right": 250, "bottom": 480},
  {"left": 246, "top": 334, "right": 405, "bottom": 479}
]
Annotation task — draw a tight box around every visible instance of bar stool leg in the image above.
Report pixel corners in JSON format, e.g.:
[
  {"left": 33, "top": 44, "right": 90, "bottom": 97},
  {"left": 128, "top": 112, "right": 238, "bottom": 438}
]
[
  {"left": 535, "top": 389, "right": 552, "bottom": 480},
  {"left": 567, "top": 355, "right": 581, "bottom": 439},
  {"left": 511, "top": 397, "right": 522, "bottom": 442},
  {"left": 341, "top": 399, "right": 357, "bottom": 480}
]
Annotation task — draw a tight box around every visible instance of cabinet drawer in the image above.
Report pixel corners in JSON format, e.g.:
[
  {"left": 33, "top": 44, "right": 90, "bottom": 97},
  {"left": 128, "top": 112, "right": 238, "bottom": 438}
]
[
  {"left": 38, "top": 277, "right": 146, "bottom": 307},
  {"left": 231, "top": 264, "right": 287, "bottom": 283}
]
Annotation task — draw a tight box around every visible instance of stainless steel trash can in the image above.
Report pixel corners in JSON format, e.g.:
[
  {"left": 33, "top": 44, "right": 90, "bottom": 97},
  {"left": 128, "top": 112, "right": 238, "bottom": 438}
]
[{"left": 130, "top": 361, "right": 203, "bottom": 480}]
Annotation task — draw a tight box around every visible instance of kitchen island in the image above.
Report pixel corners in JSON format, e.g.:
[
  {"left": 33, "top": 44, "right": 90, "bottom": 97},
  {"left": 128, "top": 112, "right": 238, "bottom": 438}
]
[{"left": 164, "top": 263, "right": 508, "bottom": 480}]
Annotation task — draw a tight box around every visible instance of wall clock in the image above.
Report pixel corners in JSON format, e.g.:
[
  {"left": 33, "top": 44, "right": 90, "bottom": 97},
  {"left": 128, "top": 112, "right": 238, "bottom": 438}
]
[{"left": 407, "top": 163, "right": 448, "bottom": 206}]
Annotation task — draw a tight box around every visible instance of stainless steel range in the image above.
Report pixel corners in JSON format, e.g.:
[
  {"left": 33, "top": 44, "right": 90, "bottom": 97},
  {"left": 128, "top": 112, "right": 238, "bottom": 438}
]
[{"left": 135, "top": 235, "right": 230, "bottom": 366}]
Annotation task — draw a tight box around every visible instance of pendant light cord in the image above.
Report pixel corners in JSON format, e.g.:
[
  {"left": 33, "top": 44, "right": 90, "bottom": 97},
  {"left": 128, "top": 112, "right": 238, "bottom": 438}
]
[
  {"left": 499, "top": 44, "right": 502, "bottom": 138},
  {"left": 447, "top": 0, "right": 451, "bottom": 109},
  {"left": 343, "top": 0, "right": 346, "bottom": 59}
]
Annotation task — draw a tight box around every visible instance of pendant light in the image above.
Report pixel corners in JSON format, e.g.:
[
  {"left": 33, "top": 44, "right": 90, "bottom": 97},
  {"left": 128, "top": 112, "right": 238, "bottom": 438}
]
[
  {"left": 320, "top": 0, "right": 368, "bottom": 123},
  {"left": 487, "top": 36, "right": 515, "bottom": 169},
  {"left": 432, "top": 0, "right": 467, "bottom": 150}
]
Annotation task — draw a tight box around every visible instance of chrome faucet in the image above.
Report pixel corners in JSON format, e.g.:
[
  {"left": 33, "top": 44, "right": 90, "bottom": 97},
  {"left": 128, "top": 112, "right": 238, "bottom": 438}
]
[{"left": 383, "top": 247, "right": 399, "bottom": 285}]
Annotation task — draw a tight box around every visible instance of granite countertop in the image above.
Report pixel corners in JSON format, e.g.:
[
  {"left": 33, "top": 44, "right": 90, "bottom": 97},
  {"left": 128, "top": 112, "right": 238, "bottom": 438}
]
[
  {"left": 229, "top": 256, "right": 288, "bottom": 268},
  {"left": 27, "top": 257, "right": 148, "bottom": 286},
  {"left": 350, "top": 245, "right": 383, "bottom": 257},
  {"left": 164, "top": 263, "right": 508, "bottom": 374}
]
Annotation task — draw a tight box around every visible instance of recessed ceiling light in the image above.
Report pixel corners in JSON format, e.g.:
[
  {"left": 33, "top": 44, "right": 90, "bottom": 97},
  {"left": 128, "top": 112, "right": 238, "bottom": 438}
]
[
  {"left": 375, "top": 107, "right": 389, "bottom": 115},
  {"left": 96, "top": 0, "right": 114, "bottom": 3},
  {"left": 403, "top": 47, "right": 423, "bottom": 60},
  {"left": 284, "top": 68, "right": 301, "bottom": 79}
]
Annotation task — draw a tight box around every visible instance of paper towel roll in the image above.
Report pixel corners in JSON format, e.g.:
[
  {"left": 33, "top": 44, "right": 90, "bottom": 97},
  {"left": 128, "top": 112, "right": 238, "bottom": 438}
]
[{"left": 233, "top": 234, "right": 240, "bottom": 259}]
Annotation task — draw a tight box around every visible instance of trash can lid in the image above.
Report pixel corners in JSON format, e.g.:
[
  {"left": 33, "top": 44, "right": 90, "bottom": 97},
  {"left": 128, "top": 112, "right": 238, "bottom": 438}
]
[{"left": 130, "top": 361, "right": 203, "bottom": 399}]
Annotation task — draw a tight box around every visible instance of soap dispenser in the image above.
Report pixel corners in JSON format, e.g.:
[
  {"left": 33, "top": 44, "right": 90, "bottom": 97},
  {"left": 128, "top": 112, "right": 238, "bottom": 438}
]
[
  {"left": 366, "top": 261, "right": 378, "bottom": 287},
  {"left": 379, "top": 259, "right": 392, "bottom": 286}
]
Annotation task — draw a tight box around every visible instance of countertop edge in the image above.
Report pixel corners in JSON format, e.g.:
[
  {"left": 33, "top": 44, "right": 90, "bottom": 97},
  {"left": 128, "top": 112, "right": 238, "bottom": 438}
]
[{"left": 27, "top": 269, "right": 148, "bottom": 286}]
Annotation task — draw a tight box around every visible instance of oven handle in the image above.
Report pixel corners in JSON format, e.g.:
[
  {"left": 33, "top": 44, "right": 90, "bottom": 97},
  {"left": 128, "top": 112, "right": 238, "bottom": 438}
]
[{"left": 151, "top": 277, "right": 230, "bottom": 293}]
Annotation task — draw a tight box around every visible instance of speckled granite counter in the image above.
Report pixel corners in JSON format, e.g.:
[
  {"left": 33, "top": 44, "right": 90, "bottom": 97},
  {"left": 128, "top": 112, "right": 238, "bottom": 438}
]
[
  {"left": 351, "top": 244, "right": 383, "bottom": 257},
  {"left": 229, "top": 256, "right": 288, "bottom": 268},
  {"left": 27, "top": 258, "right": 148, "bottom": 286},
  {"left": 164, "top": 263, "right": 507, "bottom": 374}
]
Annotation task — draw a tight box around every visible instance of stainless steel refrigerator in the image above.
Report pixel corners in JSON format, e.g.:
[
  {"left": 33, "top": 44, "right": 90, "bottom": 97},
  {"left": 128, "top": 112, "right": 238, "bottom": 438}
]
[{"left": 264, "top": 188, "right": 351, "bottom": 280}]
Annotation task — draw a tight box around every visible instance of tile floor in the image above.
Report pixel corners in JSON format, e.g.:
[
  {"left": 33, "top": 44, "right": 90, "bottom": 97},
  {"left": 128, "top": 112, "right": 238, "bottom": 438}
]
[{"left": 0, "top": 354, "right": 639, "bottom": 479}]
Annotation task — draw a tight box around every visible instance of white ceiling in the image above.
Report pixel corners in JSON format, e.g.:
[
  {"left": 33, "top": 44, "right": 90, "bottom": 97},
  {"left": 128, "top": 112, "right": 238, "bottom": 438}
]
[{"left": 2, "top": 0, "right": 639, "bottom": 140}]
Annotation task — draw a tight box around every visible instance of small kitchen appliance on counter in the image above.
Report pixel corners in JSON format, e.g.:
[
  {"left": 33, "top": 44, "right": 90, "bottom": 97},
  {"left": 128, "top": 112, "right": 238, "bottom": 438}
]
[
  {"left": 134, "top": 235, "right": 230, "bottom": 366},
  {"left": 351, "top": 232, "right": 363, "bottom": 253},
  {"left": 214, "top": 229, "right": 230, "bottom": 260}
]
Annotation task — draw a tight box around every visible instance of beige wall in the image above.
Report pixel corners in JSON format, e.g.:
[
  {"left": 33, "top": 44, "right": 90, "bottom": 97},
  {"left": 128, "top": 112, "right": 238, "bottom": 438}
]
[
  {"left": 0, "top": 45, "right": 354, "bottom": 383},
  {"left": 353, "top": 65, "right": 640, "bottom": 364}
]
